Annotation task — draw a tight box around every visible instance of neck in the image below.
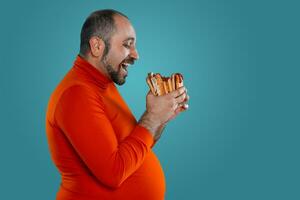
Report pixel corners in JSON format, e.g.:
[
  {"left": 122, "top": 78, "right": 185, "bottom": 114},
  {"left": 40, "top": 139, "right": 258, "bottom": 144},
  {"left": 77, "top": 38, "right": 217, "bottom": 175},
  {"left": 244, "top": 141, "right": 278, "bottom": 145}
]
[{"left": 79, "top": 53, "right": 111, "bottom": 80}]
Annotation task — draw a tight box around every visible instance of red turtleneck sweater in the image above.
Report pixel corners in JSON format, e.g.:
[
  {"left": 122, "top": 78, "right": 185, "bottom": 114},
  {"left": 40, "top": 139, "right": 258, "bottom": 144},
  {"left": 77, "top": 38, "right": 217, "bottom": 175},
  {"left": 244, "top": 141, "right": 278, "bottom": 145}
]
[{"left": 45, "top": 56, "right": 166, "bottom": 200}]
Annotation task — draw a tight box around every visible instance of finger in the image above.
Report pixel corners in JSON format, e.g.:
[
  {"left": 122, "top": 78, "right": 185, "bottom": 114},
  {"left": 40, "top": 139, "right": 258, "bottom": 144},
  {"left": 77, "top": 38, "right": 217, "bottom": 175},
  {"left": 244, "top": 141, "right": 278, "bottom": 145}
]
[
  {"left": 169, "top": 103, "right": 188, "bottom": 122},
  {"left": 174, "top": 104, "right": 187, "bottom": 114},
  {"left": 184, "top": 94, "right": 190, "bottom": 102},
  {"left": 182, "top": 103, "right": 189, "bottom": 110},
  {"left": 177, "top": 94, "right": 190, "bottom": 106},
  {"left": 170, "top": 86, "right": 186, "bottom": 98},
  {"left": 175, "top": 91, "right": 187, "bottom": 104},
  {"left": 177, "top": 102, "right": 189, "bottom": 109}
]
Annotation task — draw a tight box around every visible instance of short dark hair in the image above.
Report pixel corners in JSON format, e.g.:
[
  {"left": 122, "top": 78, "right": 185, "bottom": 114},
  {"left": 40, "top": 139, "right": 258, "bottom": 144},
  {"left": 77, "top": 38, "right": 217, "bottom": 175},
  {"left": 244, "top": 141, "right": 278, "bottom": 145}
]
[{"left": 79, "top": 9, "right": 128, "bottom": 57}]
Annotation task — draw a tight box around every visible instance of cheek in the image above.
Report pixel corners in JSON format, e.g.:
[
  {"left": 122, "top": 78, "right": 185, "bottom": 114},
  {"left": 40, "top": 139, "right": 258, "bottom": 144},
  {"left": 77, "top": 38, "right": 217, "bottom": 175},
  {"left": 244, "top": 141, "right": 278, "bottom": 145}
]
[{"left": 110, "top": 49, "right": 128, "bottom": 65}]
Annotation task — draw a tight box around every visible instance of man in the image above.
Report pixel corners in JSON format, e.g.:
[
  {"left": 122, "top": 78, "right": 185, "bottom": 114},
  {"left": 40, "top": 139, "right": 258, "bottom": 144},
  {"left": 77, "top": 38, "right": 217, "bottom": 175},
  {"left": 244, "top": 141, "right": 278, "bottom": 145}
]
[{"left": 46, "top": 9, "right": 189, "bottom": 200}]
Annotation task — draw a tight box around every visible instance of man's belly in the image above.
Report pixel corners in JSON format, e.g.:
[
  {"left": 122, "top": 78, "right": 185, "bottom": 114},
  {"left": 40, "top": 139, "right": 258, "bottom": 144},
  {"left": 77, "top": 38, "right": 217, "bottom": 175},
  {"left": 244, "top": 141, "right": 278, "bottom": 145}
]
[
  {"left": 114, "top": 150, "right": 166, "bottom": 200},
  {"left": 58, "top": 150, "right": 165, "bottom": 200}
]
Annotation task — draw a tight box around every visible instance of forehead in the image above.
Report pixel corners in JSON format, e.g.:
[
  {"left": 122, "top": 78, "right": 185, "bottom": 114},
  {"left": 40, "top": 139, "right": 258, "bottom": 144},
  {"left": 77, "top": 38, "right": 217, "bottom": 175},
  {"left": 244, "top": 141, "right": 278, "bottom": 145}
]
[{"left": 112, "top": 15, "right": 136, "bottom": 42}]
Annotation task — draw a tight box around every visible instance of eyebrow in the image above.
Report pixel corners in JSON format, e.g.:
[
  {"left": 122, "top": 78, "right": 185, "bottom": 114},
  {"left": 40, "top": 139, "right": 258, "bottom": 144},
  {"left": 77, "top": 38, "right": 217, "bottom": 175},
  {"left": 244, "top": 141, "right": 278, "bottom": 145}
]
[{"left": 123, "top": 37, "right": 135, "bottom": 42}]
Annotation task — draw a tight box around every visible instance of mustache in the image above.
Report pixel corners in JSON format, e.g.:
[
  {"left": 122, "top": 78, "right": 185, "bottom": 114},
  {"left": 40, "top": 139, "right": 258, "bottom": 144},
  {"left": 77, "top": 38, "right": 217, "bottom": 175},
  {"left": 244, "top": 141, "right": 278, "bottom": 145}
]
[{"left": 122, "top": 57, "right": 135, "bottom": 65}]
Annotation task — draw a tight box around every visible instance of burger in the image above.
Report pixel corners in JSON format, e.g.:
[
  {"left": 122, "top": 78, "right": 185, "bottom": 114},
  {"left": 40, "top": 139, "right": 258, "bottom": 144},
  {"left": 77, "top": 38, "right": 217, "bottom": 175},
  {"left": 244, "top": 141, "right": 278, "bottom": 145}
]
[{"left": 146, "top": 72, "right": 184, "bottom": 96}]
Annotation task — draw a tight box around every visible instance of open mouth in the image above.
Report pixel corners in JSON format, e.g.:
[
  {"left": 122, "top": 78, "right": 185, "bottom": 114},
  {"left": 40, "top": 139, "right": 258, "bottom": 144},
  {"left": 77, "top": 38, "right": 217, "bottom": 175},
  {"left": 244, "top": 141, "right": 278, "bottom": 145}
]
[
  {"left": 120, "top": 62, "right": 129, "bottom": 73},
  {"left": 119, "top": 60, "right": 134, "bottom": 76}
]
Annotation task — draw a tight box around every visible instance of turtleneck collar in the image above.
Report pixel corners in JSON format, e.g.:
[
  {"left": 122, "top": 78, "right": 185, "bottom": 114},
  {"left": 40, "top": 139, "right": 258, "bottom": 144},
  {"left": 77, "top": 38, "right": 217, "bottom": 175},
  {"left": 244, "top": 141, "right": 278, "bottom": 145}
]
[{"left": 73, "top": 55, "right": 113, "bottom": 88}]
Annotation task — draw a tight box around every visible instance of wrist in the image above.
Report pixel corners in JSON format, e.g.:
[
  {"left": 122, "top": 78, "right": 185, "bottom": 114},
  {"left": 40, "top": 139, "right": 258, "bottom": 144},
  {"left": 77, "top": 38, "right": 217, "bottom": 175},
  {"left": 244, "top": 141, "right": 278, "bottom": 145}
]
[{"left": 138, "top": 111, "right": 161, "bottom": 136}]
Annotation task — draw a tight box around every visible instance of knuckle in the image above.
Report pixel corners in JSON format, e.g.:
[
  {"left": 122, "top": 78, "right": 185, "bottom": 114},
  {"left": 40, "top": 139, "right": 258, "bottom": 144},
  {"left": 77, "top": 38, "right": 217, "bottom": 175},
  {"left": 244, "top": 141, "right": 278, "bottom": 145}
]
[
  {"left": 171, "top": 99, "right": 176, "bottom": 105},
  {"left": 169, "top": 103, "right": 175, "bottom": 109}
]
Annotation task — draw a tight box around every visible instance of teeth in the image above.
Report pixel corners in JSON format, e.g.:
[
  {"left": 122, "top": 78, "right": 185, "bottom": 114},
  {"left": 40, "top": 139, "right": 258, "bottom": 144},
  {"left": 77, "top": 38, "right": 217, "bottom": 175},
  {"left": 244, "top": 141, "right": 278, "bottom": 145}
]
[
  {"left": 121, "top": 63, "right": 128, "bottom": 72},
  {"left": 120, "top": 62, "right": 132, "bottom": 74}
]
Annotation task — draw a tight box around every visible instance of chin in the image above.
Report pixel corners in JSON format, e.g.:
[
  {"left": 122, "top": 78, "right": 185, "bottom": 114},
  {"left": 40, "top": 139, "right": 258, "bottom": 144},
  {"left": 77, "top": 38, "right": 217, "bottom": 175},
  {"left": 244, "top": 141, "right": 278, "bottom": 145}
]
[
  {"left": 107, "top": 67, "right": 127, "bottom": 85},
  {"left": 114, "top": 76, "right": 126, "bottom": 85},
  {"left": 115, "top": 80, "right": 126, "bottom": 85}
]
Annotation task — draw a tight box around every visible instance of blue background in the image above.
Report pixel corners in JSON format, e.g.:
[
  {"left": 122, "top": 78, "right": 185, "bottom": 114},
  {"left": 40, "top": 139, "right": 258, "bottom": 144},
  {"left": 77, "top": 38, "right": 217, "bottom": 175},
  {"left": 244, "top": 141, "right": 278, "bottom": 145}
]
[{"left": 0, "top": 0, "right": 299, "bottom": 199}]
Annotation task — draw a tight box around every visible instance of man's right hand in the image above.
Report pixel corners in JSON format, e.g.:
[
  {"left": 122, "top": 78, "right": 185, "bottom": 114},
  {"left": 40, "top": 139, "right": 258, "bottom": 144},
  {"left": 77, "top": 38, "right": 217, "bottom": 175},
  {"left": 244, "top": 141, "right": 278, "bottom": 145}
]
[
  {"left": 138, "top": 86, "right": 189, "bottom": 138},
  {"left": 146, "top": 86, "right": 188, "bottom": 124}
]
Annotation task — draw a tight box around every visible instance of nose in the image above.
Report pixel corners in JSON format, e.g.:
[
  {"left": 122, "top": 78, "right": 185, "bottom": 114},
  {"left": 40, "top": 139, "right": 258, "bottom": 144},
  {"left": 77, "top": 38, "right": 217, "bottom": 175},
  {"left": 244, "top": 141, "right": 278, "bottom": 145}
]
[{"left": 130, "top": 47, "right": 139, "bottom": 60}]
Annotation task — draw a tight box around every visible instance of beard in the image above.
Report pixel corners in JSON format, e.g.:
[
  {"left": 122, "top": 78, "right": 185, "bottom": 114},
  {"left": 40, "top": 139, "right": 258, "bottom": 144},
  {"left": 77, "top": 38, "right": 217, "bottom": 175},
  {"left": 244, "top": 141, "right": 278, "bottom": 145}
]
[
  {"left": 101, "top": 54, "right": 126, "bottom": 85},
  {"left": 105, "top": 64, "right": 126, "bottom": 85}
]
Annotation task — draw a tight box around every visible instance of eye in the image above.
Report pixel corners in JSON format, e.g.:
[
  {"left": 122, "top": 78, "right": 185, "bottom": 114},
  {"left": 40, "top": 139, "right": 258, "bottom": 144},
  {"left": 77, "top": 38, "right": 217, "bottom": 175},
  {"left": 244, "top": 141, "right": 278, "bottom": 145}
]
[{"left": 123, "top": 43, "right": 131, "bottom": 49}]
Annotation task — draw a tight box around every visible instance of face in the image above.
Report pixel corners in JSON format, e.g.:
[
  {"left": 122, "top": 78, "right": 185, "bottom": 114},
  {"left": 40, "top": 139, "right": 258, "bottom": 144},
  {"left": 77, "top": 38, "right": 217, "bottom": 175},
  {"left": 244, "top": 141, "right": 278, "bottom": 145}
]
[{"left": 101, "top": 15, "right": 139, "bottom": 85}]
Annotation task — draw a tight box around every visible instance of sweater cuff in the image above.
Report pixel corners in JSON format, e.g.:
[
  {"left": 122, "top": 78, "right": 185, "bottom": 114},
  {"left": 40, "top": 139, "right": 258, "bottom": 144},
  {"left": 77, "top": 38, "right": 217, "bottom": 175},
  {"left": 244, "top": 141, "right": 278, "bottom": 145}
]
[{"left": 131, "top": 125, "right": 155, "bottom": 148}]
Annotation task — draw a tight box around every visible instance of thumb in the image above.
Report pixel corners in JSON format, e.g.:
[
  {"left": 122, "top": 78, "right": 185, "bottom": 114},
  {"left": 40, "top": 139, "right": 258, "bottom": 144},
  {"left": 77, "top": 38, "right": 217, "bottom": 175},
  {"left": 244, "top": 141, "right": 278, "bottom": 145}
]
[{"left": 147, "top": 90, "right": 155, "bottom": 97}]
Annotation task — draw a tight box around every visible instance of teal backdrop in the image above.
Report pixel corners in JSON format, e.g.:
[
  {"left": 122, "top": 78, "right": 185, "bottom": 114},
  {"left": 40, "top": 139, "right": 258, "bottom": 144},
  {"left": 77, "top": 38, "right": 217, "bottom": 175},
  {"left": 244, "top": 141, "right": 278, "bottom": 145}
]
[{"left": 0, "top": 0, "right": 299, "bottom": 199}]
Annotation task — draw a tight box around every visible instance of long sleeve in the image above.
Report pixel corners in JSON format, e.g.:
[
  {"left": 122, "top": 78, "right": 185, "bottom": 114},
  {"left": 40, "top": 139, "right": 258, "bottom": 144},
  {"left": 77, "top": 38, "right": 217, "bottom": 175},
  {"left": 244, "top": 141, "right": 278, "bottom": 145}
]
[{"left": 54, "top": 85, "right": 154, "bottom": 189}]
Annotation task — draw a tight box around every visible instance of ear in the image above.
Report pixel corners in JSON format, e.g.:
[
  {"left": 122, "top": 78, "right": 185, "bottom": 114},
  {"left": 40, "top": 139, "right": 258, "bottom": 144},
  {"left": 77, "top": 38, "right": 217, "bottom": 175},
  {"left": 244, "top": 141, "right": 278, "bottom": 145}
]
[{"left": 89, "top": 36, "right": 105, "bottom": 58}]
